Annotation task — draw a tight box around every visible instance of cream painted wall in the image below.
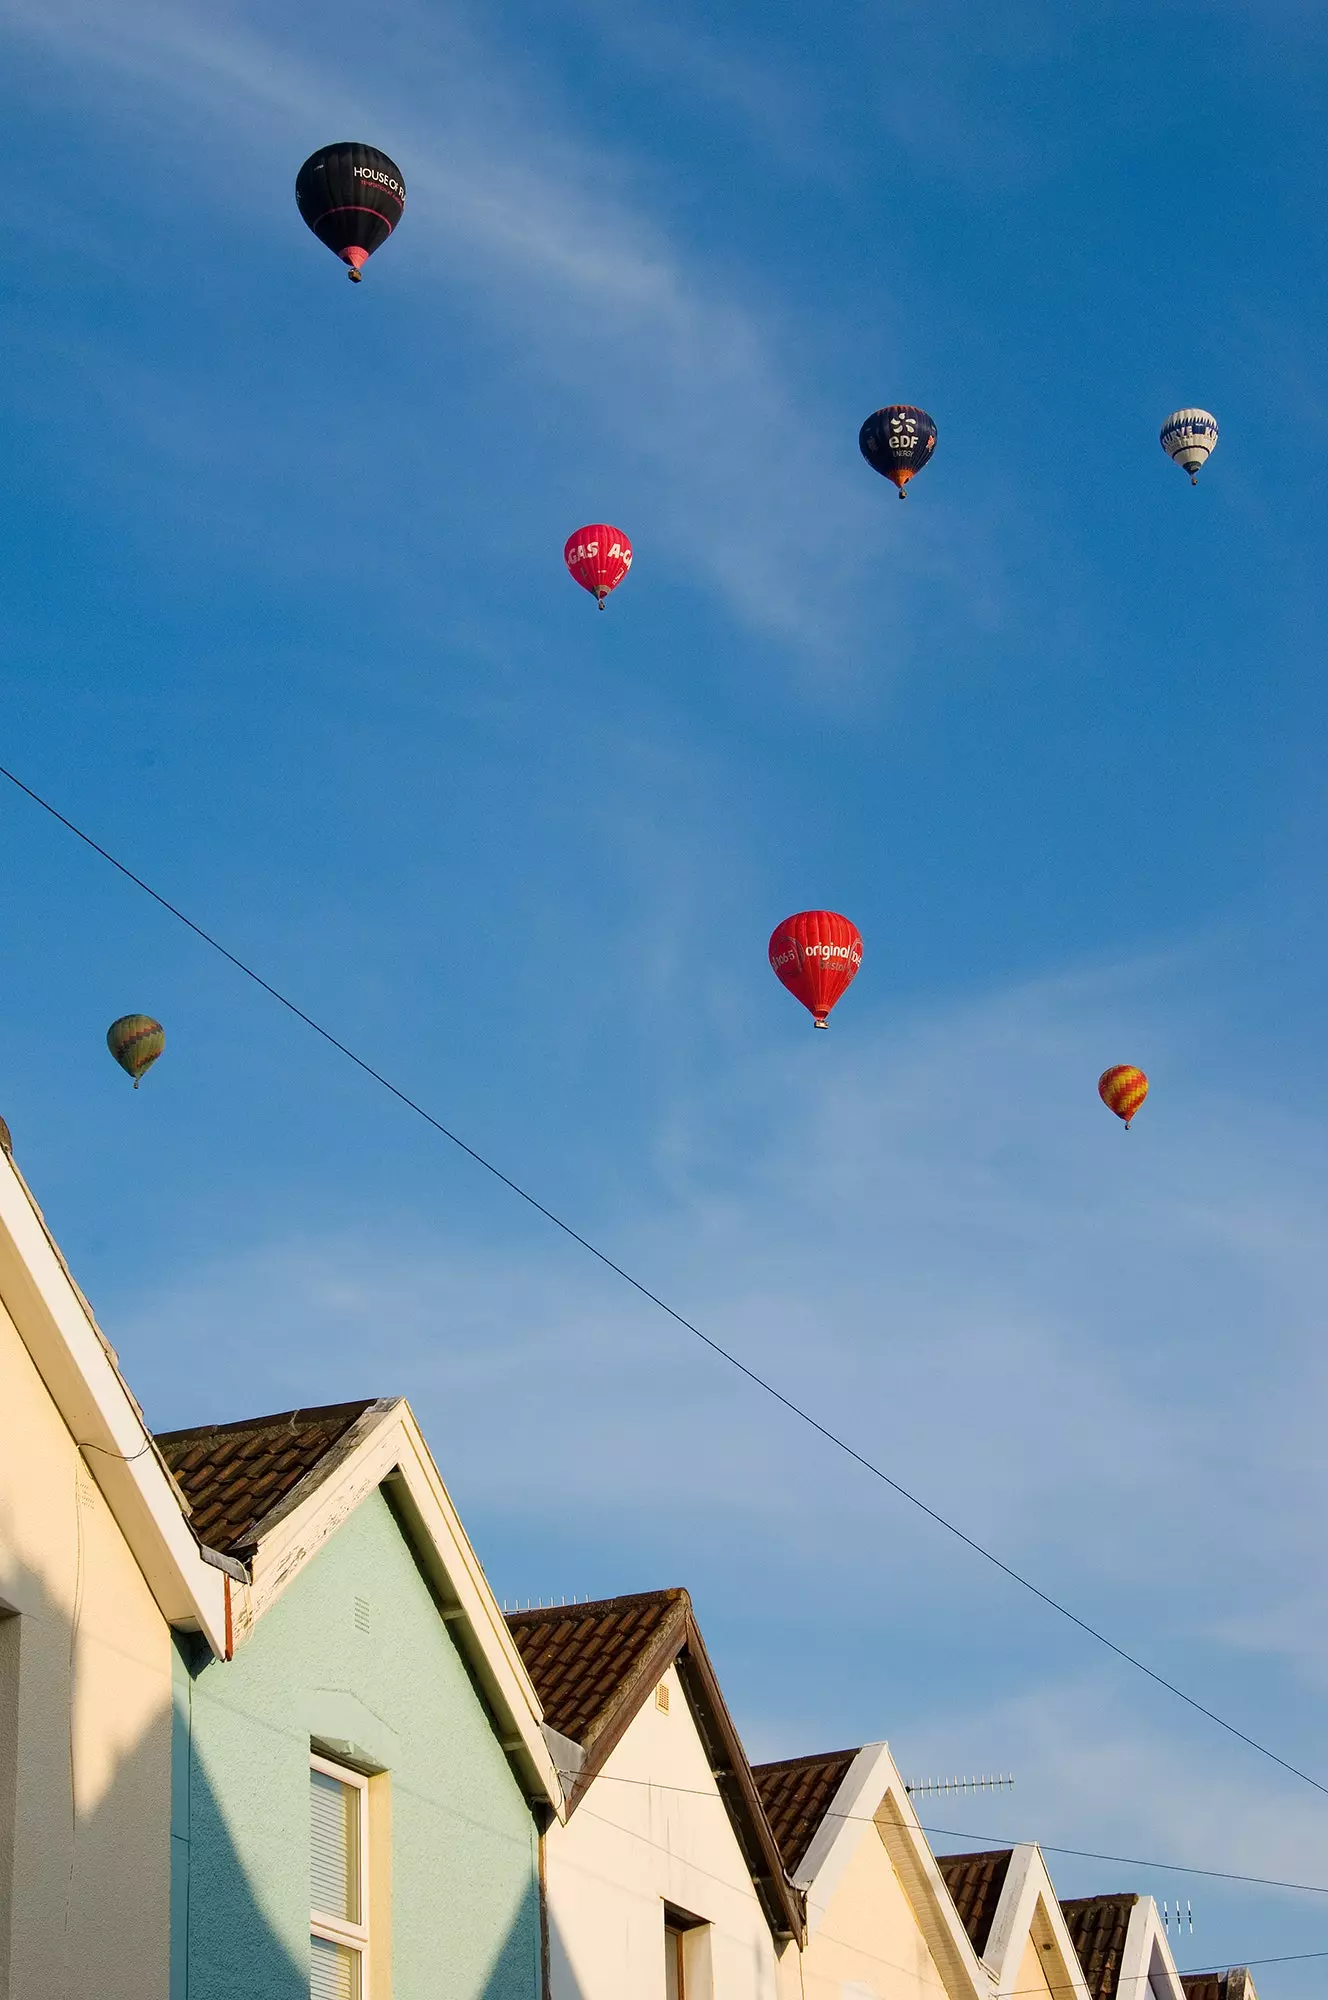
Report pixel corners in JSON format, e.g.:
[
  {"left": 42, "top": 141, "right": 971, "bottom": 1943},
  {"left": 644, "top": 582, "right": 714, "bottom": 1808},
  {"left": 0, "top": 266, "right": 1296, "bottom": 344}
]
[
  {"left": 792, "top": 1813, "right": 954, "bottom": 2000},
  {"left": 545, "top": 1664, "right": 782, "bottom": 2000},
  {"left": 1011, "top": 1930, "right": 1055, "bottom": 2000},
  {"left": 0, "top": 1298, "right": 173, "bottom": 2000}
]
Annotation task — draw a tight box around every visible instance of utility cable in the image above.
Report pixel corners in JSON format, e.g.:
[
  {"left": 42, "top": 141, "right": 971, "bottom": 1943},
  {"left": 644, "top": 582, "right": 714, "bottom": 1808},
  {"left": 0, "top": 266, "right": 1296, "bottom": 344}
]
[
  {"left": 573, "top": 1795, "right": 1323, "bottom": 1997},
  {"left": 4, "top": 759, "right": 1326, "bottom": 1802},
  {"left": 555, "top": 1768, "right": 1328, "bottom": 1899}
]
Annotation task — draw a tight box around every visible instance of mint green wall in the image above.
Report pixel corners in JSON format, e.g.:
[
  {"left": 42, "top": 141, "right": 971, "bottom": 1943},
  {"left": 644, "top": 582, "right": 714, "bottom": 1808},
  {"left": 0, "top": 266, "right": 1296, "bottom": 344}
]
[{"left": 171, "top": 1489, "right": 542, "bottom": 2000}]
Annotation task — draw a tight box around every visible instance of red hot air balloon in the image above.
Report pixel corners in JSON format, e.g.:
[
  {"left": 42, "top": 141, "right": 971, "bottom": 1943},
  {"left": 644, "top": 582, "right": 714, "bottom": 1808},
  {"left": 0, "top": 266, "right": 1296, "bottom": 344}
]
[
  {"left": 768, "top": 911, "right": 863, "bottom": 1028},
  {"left": 564, "top": 525, "right": 632, "bottom": 608}
]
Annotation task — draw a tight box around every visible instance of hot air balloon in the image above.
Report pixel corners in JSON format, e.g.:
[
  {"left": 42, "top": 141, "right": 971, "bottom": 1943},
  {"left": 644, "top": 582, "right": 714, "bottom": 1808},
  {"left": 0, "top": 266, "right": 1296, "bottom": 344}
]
[
  {"left": 1098, "top": 1064, "right": 1148, "bottom": 1128},
  {"left": 564, "top": 525, "right": 633, "bottom": 608},
  {"left": 859, "top": 406, "right": 937, "bottom": 497},
  {"left": 107, "top": 1015, "right": 165, "bottom": 1089},
  {"left": 1160, "top": 409, "right": 1218, "bottom": 485},
  {"left": 296, "top": 143, "right": 406, "bottom": 282},
  {"left": 769, "top": 912, "right": 863, "bottom": 1028}
]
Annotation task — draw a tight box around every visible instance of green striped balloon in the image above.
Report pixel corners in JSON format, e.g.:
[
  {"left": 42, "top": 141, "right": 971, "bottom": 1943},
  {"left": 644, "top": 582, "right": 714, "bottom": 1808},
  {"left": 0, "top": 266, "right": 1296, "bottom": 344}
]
[{"left": 106, "top": 1015, "right": 165, "bottom": 1088}]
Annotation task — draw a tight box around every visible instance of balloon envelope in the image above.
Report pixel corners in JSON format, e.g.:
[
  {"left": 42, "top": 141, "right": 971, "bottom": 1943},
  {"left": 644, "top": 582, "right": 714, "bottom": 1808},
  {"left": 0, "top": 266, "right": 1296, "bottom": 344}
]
[
  {"left": 1099, "top": 1064, "right": 1148, "bottom": 1127},
  {"left": 564, "top": 525, "right": 633, "bottom": 607},
  {"left": 859, "top": 406, "right": 937, "bottom": 495},
  {"left": 1160, "top": 409, "right": 1218, "bottom": 483},
  {"left": 296, "top": 143, "right": 405, "bottom": 280},
  {"left": 769, "top": 912, "right": 863, "bottom": 1027},
  {"left": 107, "top": 1015, "right": 165, "bottom": 1088}
]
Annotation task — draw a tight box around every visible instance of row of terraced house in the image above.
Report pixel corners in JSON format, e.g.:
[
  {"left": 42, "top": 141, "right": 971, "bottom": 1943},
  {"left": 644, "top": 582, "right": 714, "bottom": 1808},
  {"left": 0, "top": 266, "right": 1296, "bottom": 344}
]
[{"left": 0, "top": 1135, "right": 1256, "bottom": 2000}]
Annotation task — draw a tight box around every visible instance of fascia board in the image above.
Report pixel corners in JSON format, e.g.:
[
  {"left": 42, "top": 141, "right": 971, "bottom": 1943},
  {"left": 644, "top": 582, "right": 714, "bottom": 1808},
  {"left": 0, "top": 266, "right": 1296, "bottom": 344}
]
[
  {"left": 987, "top": 1849, "right": 1092, "bottom": 2000},
  {"left": 236, "top": 1401, "right": 562, "bottom": 1814},
  {"left": 798, "top": 1743, "right": 895, "bottom": 1904},
  {"left": 1122, "top": 1899, "right": 1184, "bottom": 2000},
  {"left": 864, "top": 1761, "right": 994, "bottom": 2000},
  {"left": 984, "top": 1848, "right": 1041, "bottom": 1985},
  {"left": 0, "top": 1154, "right": 228, "bottom": 1654}
]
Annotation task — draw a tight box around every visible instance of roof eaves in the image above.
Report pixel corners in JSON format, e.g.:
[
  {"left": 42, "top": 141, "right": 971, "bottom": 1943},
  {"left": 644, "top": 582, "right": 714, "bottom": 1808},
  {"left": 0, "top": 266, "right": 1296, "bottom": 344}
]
[
  {"left": 676, "top": 1606, "right": 806, "bottom": 1947},
  {"left": 0, "top": 1150, "right": 229, "bottom": 1653}
]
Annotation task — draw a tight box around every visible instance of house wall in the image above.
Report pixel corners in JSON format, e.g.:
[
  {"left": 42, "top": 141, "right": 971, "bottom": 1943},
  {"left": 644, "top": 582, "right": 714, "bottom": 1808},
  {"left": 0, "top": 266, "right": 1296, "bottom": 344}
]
[
  {"left": 795, "top": 1815, "right": 954, "bottom": 2000},
  {"left": 0, "top": 1296, "right": 173, "bottom": 2000},
  {"left": 545, "top": 1663, "right": 781, "bottom": 2000},
  {"left": 174, "top": 1485, "right": 541, "bottom": 2000},
  {"left": 1010, "top": 1930, "right": 1055, "bottom": 2000}
]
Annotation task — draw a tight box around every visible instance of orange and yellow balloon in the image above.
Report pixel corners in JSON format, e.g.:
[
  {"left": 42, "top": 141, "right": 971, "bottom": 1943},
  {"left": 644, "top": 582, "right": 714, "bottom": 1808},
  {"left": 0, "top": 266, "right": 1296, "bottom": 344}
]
[{"left": 1098, "top": 1064, "right": 1148, "bottom": 1128}]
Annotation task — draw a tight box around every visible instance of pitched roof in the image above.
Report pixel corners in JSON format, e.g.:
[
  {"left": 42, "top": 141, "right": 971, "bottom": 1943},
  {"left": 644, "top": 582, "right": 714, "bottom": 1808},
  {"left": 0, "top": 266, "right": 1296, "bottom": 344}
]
[
  {"left": 1059, "top": 1894, "right": 1139, "bottom": 2000},
  {"left": 751, "top": 1748, "right": 861, "bottom": 1875},
  {"left": 156, "top": 1400, "right": 377, "bottom": 1558},
  {"left": 1180, "top": 1974, "right": 1254, "bottom": 2000},
  {"left": 936, "top": 1849, "right": 1014, "bottom": 1956},
  {"left": 508, "top": 1588, "right": 685, "bottom": 1745},
  {"left": 507, "top": 1589, "right": 804, "bottom": 1945}
]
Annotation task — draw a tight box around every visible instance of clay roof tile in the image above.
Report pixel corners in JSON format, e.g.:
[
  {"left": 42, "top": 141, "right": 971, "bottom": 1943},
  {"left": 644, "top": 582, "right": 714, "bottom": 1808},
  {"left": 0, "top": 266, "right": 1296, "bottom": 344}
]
[
  {"left": 1060, "top": 1894, "right": 1139, "bottom": 2000},
  {"left": 156, "top": 1399, "right": 377, "bottom": 1557},
  {"left": 751, "top": 1748, "right": 861, "bottom": 1876},
  {"left": 936, "top": 1849, "right": 1015, "bottom": 1956},
  {"left": 506, "top": 1589, "right": 688, "bottom": 1744}
]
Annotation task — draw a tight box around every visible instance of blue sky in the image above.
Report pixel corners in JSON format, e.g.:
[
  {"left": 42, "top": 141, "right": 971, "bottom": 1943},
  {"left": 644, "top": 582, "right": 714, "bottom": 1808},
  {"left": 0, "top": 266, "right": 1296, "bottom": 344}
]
[{"left": 3, "top": 0, "right": 1328, "bottom": 1987}]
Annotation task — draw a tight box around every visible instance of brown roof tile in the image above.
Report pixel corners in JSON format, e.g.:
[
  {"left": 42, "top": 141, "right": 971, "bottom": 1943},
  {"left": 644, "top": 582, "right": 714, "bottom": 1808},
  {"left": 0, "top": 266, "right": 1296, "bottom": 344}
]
[
  {"left": 156, "top": 1400, "right": 377, "bottom": 1556},
  {"left": 1181, "top": 1974, "right": 1253, "bottom": 2000},
  {"left": 1060, "top": 1894, "right": 1139, "bottom": 2000},
  {"left": 936, "top": 1849, "right": 1014, "bottom": 1956},
  {"left": 507, "top": 1589, "right": 688, "bottom": 1745},
  {"left": 752, "top": 1749, "right": 860, "bottom": 1876},
  {"left": 509, "top": 1588, "right": 805, "bottom": 1946}
]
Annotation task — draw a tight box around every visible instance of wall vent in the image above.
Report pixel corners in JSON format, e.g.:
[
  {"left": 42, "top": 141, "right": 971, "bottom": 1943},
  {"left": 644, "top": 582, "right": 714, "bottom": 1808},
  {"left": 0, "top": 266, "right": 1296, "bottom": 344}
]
[
  {"left": 655, "top": 1682, "right": 670, "bottom": 1713},
  {"left": 354, "top": 1596, "right": 371, "bottom": 1634}
]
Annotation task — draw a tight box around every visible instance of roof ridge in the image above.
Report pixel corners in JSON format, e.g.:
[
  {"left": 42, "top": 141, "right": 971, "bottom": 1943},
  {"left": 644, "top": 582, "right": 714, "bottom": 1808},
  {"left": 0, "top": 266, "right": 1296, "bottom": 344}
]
[
  {"left": 1060, "top": 1892, "right": 1140, "bottom": 1907},
  {"left": 751, "top": 1746, "right": 862, "bottom": 1774},
  {"left": 156, "top": 1398, "right": 378, "bottom": 1443},
  {"left": 506, "top": 1586, "right": 688, "bottom": 1623},
  {"left": 936, "top": 1846, "right": 1015, "bottom": 1860}
]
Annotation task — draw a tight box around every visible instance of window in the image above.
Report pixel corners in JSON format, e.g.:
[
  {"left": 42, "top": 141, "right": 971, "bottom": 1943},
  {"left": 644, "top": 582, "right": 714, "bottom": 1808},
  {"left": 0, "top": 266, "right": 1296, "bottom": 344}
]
[
  {"left": 664, "top": 1907, "right": 711, "bottom": 2000},
  {"left": 310, "top": 1755, "right": 370, "bottom": 1999},
  {"left": 664, "top": 1920, "right": 686, "bottom": 2000}
]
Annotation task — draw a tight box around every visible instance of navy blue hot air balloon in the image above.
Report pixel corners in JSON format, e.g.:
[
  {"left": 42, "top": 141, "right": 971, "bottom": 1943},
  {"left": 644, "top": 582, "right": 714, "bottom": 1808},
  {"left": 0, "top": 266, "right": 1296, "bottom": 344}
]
[
  {"left": 296, "top": 143, "right": 405, "bottom": 282},
  {"left": 859, "top": 405, "right": 937, "bottom": 498}
]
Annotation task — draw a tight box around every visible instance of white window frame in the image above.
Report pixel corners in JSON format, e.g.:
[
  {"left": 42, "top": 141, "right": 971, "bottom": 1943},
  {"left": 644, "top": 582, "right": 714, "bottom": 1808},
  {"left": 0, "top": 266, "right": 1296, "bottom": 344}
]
[{"left": 310, "top": 1752, "right": 371, "bottom": 1995}]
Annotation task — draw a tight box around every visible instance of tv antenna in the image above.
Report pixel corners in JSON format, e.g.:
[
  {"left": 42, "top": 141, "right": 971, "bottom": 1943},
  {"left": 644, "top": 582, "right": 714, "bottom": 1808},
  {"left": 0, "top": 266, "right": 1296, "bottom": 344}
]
[{"left": 904, "top": 1774, "right": 1014, "bottom": 1797}]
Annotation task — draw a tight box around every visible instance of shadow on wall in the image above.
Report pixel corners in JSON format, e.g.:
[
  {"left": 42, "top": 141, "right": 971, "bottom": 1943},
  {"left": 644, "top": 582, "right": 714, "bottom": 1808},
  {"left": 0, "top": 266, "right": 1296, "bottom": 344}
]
[
  {"left": 173, "top": 1643, "right": 305, "bottom": 1999},
  {"left": 0, "top": 1556, "right": 303, "bottom": 2000},
  {"left": 173, "top": 1625, "right": 548, "bottom": 2000},
  {"left": 2, "top": 1562, "right": 551, "bottom": 2000}
]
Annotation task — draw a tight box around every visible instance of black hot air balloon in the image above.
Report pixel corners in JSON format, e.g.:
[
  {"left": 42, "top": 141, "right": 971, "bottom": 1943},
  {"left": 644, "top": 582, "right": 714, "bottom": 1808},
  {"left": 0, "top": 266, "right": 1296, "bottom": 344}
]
[
  {"left": 296, "top": 143, "right": 406, "bottom": 282},
  {"left": 859, "top": 405, "right": 937, "bottom": 498}
]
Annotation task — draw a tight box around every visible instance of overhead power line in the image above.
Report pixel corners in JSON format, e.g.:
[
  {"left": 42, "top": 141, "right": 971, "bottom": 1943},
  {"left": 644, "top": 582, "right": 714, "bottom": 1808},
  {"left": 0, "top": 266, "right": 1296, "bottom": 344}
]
[
  {"left": 3, "top": 759, "right": 1326, "bottom": 1805},
  {"left": 554, "top": 1768, "right": 1328, "bottom": 1899}
]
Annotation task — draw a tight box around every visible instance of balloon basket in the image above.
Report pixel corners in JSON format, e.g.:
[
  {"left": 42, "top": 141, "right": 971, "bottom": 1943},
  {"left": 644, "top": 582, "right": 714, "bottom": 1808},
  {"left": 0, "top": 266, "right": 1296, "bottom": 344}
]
[{"left": 813, "top": 1018, "right": 829, "bottom": 1030}]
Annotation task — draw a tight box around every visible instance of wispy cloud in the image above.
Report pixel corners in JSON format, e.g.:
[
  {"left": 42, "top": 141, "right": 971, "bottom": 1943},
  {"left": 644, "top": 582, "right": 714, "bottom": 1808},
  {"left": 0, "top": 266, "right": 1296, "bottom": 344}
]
[
  {"left": 114, "top": 942, "right": 1328, "bottom": 1700},
  {"left": 1, "top": 0, "right": 1007, "bottom": 670}
]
